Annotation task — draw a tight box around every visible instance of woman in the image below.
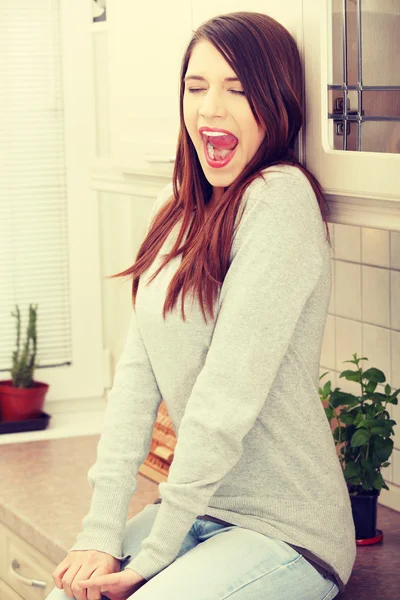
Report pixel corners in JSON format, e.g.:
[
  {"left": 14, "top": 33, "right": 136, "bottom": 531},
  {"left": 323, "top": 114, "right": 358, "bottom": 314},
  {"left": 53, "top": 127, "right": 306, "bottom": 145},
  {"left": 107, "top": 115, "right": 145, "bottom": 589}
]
[{"left": 48, "top": 11, "right": 356, "bottom": 600}]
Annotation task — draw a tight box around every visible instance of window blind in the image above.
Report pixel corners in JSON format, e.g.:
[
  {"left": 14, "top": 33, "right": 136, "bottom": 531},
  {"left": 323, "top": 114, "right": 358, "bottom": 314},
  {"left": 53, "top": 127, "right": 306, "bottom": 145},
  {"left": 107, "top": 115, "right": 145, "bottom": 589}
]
[{"left": 0, "top": 0, "right": 72, "bottom": 373}]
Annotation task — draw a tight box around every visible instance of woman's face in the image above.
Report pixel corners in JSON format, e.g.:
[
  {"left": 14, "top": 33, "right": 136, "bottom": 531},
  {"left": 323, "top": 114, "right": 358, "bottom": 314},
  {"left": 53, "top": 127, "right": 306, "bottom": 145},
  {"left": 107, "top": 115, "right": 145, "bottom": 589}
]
[{"left": 183, "top": 39, "right": 265, "bottom": 201}]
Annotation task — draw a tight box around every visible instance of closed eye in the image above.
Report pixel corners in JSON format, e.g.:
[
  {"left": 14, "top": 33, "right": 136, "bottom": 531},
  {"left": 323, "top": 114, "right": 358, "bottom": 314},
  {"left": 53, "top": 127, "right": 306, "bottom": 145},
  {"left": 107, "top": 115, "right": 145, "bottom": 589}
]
[{"left": 188, "top": 88, "right": 245, "bottom": 96}]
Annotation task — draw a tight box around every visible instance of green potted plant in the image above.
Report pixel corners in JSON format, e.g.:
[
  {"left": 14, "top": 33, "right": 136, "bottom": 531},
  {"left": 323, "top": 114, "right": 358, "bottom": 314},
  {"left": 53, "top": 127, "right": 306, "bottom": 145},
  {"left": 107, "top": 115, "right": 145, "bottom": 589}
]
[
  {"left": 0, "top": 304, "right": 49, "bottom": 422},
  {"left": 319, "top": 352, "right": 398, "bottom": 544}
]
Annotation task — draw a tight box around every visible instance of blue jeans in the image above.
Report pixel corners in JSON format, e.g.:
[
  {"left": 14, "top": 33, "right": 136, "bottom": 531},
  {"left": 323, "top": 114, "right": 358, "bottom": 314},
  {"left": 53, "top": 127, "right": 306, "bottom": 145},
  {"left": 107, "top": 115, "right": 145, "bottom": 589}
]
[{"left": 46, "top": 503, "right": 340, "bottom": 599}]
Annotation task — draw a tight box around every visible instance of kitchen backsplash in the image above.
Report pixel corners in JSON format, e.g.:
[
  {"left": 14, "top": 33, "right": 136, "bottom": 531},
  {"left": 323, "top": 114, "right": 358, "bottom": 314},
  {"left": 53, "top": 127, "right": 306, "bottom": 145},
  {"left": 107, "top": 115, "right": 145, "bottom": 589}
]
[{"left": 320, "top": 223, "right": 400, "bottom": 488}]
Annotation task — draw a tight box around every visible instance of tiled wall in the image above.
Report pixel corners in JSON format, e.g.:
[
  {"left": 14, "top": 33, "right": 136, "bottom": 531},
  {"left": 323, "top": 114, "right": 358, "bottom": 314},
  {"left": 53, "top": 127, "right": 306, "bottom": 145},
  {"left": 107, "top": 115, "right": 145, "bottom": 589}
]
[{"left": 319, "top": 223, "right": 400, "bottom": 488}]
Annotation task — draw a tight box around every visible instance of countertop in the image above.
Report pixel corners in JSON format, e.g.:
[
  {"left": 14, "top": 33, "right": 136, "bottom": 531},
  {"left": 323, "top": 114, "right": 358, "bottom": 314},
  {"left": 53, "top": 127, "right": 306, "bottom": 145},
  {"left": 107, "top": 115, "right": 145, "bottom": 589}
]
[
  {"left": 0, "top": 435, "right": 160, "bottom": 566},
  {"left": 2, "top": 435, "right": 400, "bottom": 600}
]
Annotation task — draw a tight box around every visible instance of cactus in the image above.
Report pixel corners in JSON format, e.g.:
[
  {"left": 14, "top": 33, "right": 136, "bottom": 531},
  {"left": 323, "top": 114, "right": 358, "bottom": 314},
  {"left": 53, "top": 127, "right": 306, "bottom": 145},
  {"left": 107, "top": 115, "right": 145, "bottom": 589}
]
[{"left": 10, "top": 304, "right": 38, "bottom": 388}]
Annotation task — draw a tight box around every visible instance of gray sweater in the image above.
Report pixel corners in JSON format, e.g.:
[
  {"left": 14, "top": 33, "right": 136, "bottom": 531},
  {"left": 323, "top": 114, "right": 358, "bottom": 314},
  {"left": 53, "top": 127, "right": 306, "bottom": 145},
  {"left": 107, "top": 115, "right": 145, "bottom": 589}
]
[{"left": 70, "top": 165, "right": 356, "bottom": 594}]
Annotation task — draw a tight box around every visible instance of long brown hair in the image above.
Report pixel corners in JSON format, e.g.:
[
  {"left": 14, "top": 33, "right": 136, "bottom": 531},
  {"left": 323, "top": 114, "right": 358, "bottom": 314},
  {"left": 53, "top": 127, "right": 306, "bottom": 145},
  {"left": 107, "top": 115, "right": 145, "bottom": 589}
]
[{"left": 110, "top": 11, "right": 332, "bottom": 324}]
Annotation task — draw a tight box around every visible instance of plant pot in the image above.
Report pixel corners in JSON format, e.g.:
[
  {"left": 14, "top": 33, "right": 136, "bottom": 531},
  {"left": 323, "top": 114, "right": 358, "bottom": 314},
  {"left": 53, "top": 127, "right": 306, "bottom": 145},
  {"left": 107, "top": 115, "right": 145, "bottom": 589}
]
[
  {"left": 0, "top": 379, "right": 49, "bottom": 422},
  {"left": 349, "top": 488, "right": 383, "bottom": 544}
]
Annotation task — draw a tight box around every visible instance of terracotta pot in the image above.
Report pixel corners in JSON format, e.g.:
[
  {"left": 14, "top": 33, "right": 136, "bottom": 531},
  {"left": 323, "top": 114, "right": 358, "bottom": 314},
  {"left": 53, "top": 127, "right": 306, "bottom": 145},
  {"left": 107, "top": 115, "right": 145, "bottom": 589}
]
[{"left": 0, "top": 380, "right": 49, "bottom": 422}]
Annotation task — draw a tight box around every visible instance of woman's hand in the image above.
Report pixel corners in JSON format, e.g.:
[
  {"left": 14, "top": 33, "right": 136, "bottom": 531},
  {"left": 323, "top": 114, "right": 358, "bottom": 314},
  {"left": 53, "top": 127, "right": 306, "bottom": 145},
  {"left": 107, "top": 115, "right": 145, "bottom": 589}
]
[
  {"left": 77, "top": 569, "right": 147, "bottom": 600},
  {"left": 52, "top": 550, "right": 121, "bottom": 600}
]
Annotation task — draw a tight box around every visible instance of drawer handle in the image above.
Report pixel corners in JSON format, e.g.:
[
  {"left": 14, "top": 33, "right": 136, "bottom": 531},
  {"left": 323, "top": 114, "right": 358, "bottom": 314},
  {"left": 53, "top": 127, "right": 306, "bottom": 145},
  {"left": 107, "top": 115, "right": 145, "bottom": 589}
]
[{"left": 11, "top": 559, "right": 47, "bottom": 589}]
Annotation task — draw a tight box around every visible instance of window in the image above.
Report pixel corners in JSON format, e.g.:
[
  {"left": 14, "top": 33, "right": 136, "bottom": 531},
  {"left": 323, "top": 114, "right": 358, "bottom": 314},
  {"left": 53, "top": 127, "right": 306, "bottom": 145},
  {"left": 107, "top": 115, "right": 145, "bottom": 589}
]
[
  {"left": 0, "top": 0, "right": 105, "bottom": 402},
  {"left": 0, "top": 0, "right": 72, "bottom": 373}
]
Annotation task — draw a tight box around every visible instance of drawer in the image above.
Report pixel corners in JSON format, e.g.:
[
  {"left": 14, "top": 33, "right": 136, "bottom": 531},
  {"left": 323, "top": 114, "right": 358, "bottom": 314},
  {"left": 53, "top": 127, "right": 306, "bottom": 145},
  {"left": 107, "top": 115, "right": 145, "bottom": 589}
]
[
  {"left": 0, "top": 577, "right": 25, "bottom": 600},
  {"left": 0, "top": 522, "right": 57, "bottom": 600}
]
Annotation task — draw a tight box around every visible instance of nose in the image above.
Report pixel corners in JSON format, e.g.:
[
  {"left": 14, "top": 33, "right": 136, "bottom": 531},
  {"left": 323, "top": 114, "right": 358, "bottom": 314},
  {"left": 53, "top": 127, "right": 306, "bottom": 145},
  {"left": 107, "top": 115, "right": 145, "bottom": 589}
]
[{"left": 198, "top": 89, "right": 227, "bottom": 120}]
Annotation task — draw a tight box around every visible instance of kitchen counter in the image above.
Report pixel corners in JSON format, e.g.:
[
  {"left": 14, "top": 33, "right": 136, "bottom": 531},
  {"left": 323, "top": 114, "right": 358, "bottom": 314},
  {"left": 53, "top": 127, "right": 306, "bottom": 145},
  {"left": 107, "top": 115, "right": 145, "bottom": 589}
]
[{"left": 0, "top": 435, "right": 160, "bottom": 566}]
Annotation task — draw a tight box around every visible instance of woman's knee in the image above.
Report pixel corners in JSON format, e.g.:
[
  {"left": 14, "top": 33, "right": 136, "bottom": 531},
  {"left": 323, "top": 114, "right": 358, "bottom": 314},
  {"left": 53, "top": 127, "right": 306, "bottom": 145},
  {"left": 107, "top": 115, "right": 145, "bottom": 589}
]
[
  {"left": 45, "top": 587, "right": 109, "bottom": 600},
  {"left": 44, "top": 585, "right": 73, "bottom": 600}
]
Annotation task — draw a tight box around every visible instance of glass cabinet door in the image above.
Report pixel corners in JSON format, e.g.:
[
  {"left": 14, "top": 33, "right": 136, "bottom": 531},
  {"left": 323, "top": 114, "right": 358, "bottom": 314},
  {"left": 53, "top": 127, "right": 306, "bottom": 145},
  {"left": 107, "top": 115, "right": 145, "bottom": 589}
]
[
  {"left": 328, "top": 0, "right": 400, "bottom": 153},
  {"left": 303, "top": 0, "right": 400, "bottom": 223}
]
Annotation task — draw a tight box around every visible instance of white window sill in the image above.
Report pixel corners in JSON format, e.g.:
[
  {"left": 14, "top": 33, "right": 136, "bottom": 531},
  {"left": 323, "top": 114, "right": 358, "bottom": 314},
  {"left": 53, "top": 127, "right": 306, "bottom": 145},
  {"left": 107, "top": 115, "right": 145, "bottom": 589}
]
[{"left": 0, "top": 396, "right": 106, "bottom": 445}]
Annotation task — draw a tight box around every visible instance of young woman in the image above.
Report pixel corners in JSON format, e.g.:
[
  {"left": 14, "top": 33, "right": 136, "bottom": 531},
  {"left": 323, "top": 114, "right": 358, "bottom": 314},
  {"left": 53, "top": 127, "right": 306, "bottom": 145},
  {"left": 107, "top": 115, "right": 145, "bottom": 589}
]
[{"left": 48, "top": 11, "right": 356, "bottom": 600}]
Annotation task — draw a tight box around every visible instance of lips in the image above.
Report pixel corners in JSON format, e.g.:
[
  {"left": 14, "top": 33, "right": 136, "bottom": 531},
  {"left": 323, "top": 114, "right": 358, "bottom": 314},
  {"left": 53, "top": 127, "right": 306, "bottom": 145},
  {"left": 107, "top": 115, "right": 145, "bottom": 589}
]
[{"left": 199, "top": 127, "right": 238, "bottom": 150}]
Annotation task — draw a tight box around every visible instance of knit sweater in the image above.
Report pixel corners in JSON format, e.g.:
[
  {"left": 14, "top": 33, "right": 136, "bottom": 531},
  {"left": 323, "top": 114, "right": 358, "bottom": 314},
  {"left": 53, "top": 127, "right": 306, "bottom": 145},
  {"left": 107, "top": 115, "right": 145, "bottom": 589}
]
[{"left": 70, "top": 164, "right": 356, "bottom": 594}]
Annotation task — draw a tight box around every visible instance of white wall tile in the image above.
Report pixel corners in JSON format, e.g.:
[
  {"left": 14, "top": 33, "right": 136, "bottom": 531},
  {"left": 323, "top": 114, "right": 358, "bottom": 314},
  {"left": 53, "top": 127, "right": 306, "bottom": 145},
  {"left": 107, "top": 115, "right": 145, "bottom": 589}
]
[
  {"left": 362, "top": 265, "right": 390, "bottom": 328},
  {"left": 335, "top": 316, "right": 362, "bottom": 375},
  {"left": 333, "top": 224, "right": 361, "bottom": 262},
  {"left": 381, "top": 459, "right": 393, "bottom": 484},
  {"left": 335, "top": 261, "right": 362, "bottom": 320},
  {"left": 321, "top": 314, "right": 335, "bottom": 369},
  {"left": 391, "top": 270, "right": 400, "bottom": 331},
  {"left": 390, "top": 231, "right": 400, "bottom": 270},
  {"left": 380, "top": 390, "right": 395, "bottom": 483},
  {"left": 362, "top": 323, "right": 391, "bottom": 383},
  {"left": 361, "top": 228, "right": 390, "bottom": 267},
  {"left": 391, "top": 330, "right": 400, "bottom": 389},
  {"left": 392, "top": 396, "right": 400, "bottom": 451},
  {"left": 381, "top": 398, "right": 394, "bottom": 483},
  {"left": 392, "top": 448, "right": 400, "bottom": 486},
  {"left": 329, "top": 257, "right": 335, "bottom": 313},
  {"left": 319, "top": 366, "right": 336, "bottom": 392}
]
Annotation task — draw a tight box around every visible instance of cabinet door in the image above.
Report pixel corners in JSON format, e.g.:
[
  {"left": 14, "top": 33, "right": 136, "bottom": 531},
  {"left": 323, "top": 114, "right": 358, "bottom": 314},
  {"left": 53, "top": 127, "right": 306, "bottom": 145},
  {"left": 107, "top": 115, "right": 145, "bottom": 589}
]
[
  {"left": 0, "top": 579, "right": 24, "bottom": 600},
  {"left": 192, "top": 0, "right": 302, "bottom": 38},
  {"left": 303, "top": 0, "right": 400, "bottom": 204},
  {"left": 0, "top": 522, "right": 56, "bottom": 600},
  {"left": 107, "top": 0, "right": 192, "bottom": 171}
]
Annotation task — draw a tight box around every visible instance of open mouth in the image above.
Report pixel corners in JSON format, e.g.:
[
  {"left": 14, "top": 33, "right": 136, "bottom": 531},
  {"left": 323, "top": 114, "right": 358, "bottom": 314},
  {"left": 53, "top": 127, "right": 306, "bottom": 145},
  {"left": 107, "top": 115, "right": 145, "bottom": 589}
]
[{"left": 201, "top": 131, "right": 239, "bottom": 166}]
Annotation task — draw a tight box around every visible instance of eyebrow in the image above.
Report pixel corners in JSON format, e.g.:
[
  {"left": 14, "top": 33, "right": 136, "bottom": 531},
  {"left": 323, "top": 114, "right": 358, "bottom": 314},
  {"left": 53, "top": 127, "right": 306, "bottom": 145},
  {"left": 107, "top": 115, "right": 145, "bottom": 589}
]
[{"left": 184, "top": 75, "right": 240, "bottom": 83}]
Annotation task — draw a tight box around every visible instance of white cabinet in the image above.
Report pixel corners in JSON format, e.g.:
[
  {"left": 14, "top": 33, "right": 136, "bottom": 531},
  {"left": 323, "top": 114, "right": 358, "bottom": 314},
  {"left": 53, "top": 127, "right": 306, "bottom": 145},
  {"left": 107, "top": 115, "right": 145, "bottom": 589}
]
[
  {"left": 99, "top": 0, "right": 303, "bottom": 172},
  {"left": 91, "top": 0, "right": 304, "bottom": 186},
  {"left": 191, "top": 0, "right": 302, "bottom": 37},
  {"left": 303, "top": 0, "right": 400, "bottom": 229},
  {"left": 0, "top": 579, "right": 25, "bottom": 600},
  {"left": 106, "top": 0, "right": 192, "bottom": 172},
  {"left": 0, "top": 521, "right": 57, "bottom": 600},
  {"left": 91, "top": 0, "right": 400, "bottom": 229}
]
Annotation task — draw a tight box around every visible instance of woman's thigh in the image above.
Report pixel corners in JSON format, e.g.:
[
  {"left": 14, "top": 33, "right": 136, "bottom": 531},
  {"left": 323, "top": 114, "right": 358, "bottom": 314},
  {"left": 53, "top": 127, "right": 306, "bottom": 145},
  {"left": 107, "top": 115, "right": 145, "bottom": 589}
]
[
  {"left": 120, "top": 503, "right": 198, "bottom": 565},
  {"left": 44, "top": 503, "right": 197, "bottom": 599},
  {"left": 130, "top": 523, "right": 340, "bottom": 600}
]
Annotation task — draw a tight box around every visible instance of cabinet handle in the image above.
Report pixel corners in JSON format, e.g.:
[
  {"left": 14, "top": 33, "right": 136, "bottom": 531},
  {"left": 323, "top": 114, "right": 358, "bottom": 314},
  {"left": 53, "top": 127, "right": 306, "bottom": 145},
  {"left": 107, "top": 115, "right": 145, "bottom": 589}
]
[
  {"left": 11, "top": 559, "right": 47, "bottom": 589},
  {"left": 144, "top": 155, "right": 176, "bottom": 163}
]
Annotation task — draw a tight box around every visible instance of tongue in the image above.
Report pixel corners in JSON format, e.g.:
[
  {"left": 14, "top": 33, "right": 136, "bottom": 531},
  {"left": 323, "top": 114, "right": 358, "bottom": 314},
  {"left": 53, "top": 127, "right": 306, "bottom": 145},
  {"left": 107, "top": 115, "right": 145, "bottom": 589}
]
[
  {"left": 214, "top": 146, "right": 236, "bottom": 161},
  {"left": 210, "top": 133, "right": 238, "bottom": 149}
]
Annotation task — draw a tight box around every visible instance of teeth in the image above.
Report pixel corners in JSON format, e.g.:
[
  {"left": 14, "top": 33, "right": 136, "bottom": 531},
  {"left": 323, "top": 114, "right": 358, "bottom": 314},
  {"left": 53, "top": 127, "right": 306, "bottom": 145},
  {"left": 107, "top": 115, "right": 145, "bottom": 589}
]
[
  {"left": 207, "top": 142, "right": 215, "bottom": 159},
  {"left": 206, "top": 141, "right": 232, "bottom": 161},
  {"left": 205, "top": 131, "right": 228, "bottom": 137}
]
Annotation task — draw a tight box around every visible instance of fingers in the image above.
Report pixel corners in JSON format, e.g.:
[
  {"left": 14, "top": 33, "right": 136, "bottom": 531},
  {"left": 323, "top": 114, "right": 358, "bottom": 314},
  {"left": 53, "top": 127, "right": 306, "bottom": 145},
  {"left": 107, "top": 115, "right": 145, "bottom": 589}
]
[
  {"left": 60, "top": 563, "right": 85, "bottom": 600},
  {"left": 51, "top": 551, "right": 120, "bottom": 600},
  {"left": 78, "top": 573, "right": 118, "bottom": 592},
  {"left": 52, "top": 557, "right": 70, "bottom": 590},
  {"left": 86, "top": 578, "right": 104, "bottom": 600},
  {"left": 76, "top": 570, "right": 114, "bottom": 600}
]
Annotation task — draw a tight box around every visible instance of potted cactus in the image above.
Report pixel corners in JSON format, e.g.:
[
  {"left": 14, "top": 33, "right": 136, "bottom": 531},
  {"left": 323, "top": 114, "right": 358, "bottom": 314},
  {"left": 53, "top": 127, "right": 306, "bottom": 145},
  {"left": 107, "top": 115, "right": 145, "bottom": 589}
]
[
  {"left": 0, "top": 304, "right": 49, "bottom": 422},
  {"left": 319, "top": 352, "right": 398, "bottom": 545}
]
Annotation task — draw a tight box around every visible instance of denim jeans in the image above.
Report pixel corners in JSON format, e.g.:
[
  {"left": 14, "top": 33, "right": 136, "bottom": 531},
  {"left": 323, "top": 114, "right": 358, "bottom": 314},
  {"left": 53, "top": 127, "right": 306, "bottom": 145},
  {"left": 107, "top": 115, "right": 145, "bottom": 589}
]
[{"left": 46, "top": 503, "right": 340, "bottom": 600}]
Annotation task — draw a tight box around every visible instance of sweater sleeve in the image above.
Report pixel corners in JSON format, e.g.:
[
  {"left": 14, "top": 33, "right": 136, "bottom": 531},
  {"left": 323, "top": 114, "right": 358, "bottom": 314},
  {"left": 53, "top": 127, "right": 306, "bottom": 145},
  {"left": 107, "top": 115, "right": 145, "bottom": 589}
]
[
  {"left": 124, "top": 177, "right": 324, "bottom": 579},
  {"left": 68, "top": 184, "right": 173, "bottom": 560}
]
